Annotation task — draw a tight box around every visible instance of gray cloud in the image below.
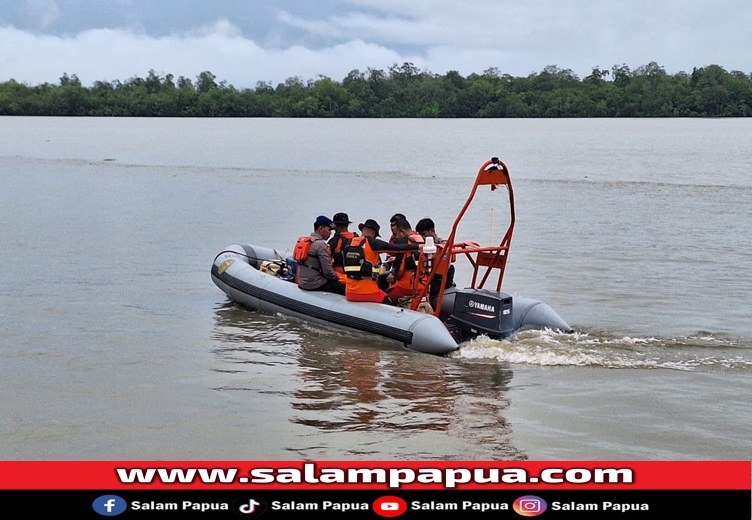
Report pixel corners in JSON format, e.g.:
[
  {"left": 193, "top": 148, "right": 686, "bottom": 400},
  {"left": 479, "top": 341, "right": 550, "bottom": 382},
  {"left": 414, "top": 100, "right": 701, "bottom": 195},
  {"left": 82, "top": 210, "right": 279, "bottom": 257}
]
[{"left": 1, "top": 0, "right": 750, "bottom": 88}]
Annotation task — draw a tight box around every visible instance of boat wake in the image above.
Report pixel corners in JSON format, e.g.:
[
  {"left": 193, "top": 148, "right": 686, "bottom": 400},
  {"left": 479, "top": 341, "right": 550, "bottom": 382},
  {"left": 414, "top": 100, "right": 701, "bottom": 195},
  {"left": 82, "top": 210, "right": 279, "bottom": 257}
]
[{"left": 454, "top": 329, "right": 752, "bottom": 372}]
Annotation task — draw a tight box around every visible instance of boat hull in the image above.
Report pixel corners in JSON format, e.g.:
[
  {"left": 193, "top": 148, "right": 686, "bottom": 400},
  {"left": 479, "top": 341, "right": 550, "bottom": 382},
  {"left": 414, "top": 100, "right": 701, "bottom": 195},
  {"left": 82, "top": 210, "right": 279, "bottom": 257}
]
[
  {"left": 211, "top": 244, "right": 460, "bottom": 355},
  {"left": 211, "top": 244, "right": 572, "bottom": 355}
]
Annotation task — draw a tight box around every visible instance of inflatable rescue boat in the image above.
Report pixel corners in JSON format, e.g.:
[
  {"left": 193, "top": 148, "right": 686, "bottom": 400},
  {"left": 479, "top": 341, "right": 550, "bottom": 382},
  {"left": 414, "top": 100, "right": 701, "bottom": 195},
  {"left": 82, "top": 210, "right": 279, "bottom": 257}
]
[{"left": 211, "top": 157, "right": 572, "bottom": 355}]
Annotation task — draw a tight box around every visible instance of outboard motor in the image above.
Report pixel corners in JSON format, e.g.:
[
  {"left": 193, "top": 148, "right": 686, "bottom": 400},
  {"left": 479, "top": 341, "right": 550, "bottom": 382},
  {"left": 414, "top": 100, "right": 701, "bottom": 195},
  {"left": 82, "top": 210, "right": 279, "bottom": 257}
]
[{"left": 445, "top": 288, "right": 514, "bottom": 340}]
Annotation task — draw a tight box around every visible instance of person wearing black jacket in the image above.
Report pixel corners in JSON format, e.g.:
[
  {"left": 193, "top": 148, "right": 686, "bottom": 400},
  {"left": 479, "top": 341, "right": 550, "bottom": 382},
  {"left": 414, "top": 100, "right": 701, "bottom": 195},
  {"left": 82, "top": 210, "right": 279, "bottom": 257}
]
[{"left": 328, "top": 212, "right": 357, "bottom": 284}]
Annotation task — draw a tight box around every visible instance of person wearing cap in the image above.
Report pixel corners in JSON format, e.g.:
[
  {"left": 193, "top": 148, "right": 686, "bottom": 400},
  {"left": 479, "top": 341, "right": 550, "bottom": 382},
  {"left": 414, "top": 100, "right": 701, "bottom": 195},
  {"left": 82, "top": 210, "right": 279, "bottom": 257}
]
[
  {"left": 328, "top": 212, "right": 358, "bottom": 284},
  {"left": 297, "top": 215, "right": 346, "bottom": 295},
  {"left": 343, "top": 218, "right": 422, "bottom": 304}
]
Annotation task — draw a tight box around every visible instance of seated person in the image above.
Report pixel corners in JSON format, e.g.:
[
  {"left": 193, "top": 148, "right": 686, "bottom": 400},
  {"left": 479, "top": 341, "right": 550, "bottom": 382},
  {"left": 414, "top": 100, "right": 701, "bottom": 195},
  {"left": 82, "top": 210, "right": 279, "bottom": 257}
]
[
  {"left": 415, "top": 217, "right": 444, "bottom": 244},
  {"left": 415, "top": 217, "right": 455, "bottom": 302},
  {"left": 387, "top": 213, "right": 408, "bottom": 244},
  {"left": 379, "top": 213, "right": 410, "bottom": 281},
  {"left": 384, "top": 218, "right": 426, "bottom": 301},
  {"left": 343, "top": 219, "right": 422, "bottom": 304},
  {"left": 296, "top": 215, "right": 346, "bottom": 295},
  {"left": 328, "top": 212, "right": 357, "bottom": 284}
]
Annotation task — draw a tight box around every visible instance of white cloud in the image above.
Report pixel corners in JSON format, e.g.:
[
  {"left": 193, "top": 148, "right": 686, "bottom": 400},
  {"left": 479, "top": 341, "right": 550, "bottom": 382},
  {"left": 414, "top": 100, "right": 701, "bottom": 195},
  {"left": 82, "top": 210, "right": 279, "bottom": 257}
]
[
  {"left": 1, "top": 0, "right": 751, "bottom": 89},
  {"left": 0, "top": 21, "right": 412, "bottom": 87}
]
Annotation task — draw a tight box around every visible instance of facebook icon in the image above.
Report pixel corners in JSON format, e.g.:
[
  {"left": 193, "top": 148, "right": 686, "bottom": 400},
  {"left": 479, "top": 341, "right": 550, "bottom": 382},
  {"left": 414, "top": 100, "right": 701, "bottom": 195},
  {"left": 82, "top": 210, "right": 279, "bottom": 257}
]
[{"left": 92, "top": 495, "right": 127, "bottom": 516}]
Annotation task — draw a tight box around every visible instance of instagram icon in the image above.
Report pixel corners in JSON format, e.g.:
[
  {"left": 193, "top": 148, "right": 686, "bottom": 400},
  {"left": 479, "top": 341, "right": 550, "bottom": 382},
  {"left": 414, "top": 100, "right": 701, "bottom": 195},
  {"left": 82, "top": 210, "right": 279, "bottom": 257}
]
[{"left": 513, "top": 495, "right": 547, "bottom": 517}]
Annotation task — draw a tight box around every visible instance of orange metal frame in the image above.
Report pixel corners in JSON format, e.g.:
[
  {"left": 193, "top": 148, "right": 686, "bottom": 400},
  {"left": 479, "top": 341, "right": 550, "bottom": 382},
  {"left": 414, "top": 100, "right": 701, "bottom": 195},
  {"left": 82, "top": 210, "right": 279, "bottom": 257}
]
[{"left": 409, "top": 157, "right": 516, "bottom": 316}]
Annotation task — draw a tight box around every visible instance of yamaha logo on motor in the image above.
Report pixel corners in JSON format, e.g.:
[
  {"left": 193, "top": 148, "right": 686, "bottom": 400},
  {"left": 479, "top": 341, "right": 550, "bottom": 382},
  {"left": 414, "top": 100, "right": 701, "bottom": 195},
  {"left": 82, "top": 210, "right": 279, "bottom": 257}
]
[{"left": 468, "top": 300, "right": 496, "bottom": 313}]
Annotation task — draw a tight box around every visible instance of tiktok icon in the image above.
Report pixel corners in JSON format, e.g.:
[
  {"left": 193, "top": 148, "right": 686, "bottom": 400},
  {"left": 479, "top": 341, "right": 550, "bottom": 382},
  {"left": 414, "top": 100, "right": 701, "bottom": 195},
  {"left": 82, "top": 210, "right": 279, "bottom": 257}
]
[{"left": 233, "top": 496, "right": 267, "bottom": 516}]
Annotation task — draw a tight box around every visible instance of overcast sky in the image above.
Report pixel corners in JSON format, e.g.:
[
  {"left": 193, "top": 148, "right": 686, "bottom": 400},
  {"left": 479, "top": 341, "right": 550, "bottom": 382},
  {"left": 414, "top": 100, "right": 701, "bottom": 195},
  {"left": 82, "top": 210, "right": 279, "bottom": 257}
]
[{"left": 2, "top": 0, "right": 750, "bottom": 88}]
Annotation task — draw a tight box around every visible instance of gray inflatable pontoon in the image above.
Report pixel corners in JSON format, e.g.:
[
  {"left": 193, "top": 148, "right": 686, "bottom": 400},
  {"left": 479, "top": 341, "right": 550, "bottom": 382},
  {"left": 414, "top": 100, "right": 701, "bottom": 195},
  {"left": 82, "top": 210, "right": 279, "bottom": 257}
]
[{"left": 211, "top": 243, "right": 572, "bottom": 356}]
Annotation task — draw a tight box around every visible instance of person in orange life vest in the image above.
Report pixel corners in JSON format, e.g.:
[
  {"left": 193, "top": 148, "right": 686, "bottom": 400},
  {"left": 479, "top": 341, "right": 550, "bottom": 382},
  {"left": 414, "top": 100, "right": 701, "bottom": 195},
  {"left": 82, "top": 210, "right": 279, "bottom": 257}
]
[
  {"left": 297, "top": 215, "right": 346, "bottom": 295},
  {"left": 415, "top": 217, "right": 456, "bottom": 301},
  {"left": 328, "top": 212, "right": 357, "bottom": 284},
  {"left": 344, "top": 219, "right": 422, "bottom": 304},
  {"left": 384, "top": 218, "right": 427, "bottom": 300}
]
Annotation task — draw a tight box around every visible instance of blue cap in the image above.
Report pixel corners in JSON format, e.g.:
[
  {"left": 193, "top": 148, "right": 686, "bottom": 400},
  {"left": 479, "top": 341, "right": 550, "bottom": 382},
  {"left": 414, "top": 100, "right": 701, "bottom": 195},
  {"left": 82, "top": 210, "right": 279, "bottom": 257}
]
[{"left": 314, "top": 215, "right": 334, "bottom": 228}]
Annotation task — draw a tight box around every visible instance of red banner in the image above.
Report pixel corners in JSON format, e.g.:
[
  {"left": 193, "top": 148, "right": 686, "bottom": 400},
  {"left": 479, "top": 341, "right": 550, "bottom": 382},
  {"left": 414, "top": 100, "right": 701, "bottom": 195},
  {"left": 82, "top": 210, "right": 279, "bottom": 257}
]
[{"left": 0, "top": 461, "right": 749, "bottom": 490}]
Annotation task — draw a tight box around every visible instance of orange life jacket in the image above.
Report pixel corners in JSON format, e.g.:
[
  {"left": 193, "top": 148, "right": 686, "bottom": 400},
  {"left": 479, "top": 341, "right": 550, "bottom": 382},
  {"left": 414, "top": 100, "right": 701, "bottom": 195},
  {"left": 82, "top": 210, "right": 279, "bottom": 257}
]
[
  {"left": 393, "top": 234, "right": 426, "bottom": 293},
  {"left": 292, "top": 236, "right": 313, "bottom": 262},
  {"left": 343, "top": 236, "right": 382, "bottom": 296}
]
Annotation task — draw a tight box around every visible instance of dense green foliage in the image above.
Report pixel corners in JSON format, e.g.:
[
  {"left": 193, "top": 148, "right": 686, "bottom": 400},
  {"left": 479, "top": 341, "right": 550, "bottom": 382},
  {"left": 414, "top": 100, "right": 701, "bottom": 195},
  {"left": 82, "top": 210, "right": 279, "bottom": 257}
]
[{"left": 1, "top": 62, "right": 750, "bottom": 117}]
